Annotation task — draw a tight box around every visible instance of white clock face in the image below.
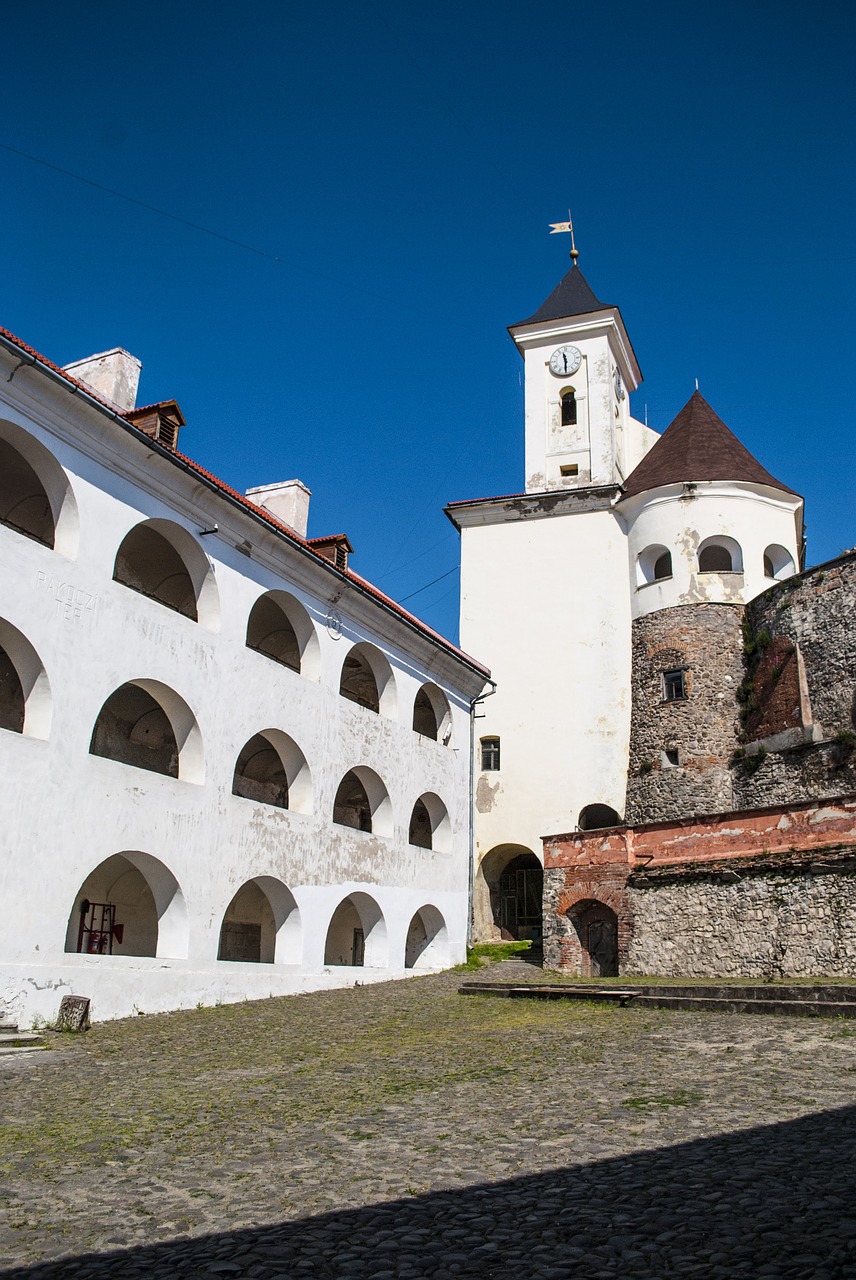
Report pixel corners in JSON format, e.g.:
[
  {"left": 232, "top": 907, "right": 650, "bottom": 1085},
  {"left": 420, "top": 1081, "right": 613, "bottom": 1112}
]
[{"left": 549, "top": 345, "right": 582, "bottom": 377}]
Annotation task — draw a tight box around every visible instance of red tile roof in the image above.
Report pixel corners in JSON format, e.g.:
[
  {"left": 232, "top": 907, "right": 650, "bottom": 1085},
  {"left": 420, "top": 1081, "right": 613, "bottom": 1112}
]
[
  {"left": 621, "top": 391, "right": 800, "bottom": 499},
  {"left": 0, "top": 325, "right": 489, "bottom": 679}
]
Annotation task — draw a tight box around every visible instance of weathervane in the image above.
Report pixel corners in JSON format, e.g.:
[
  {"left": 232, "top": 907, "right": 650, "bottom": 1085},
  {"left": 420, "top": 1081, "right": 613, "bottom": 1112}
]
[{"left": 549, "top": 211, "right": 579, "bottom": 264}]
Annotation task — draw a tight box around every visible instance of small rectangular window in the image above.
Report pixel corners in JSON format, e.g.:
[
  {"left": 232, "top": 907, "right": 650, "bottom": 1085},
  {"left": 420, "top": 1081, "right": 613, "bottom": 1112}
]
[
  {"left": 560, "top": 464, "right": 579, "bottom": 477},
  {"left": 662, "top": 669, "right": 687, "bottom": 702},
  {"left": 481, "top": 736, "right": 500, "bottom": 770}
]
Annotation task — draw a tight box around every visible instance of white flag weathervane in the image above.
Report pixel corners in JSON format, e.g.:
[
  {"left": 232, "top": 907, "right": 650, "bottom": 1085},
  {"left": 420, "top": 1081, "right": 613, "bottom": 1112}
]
[{"left": 549, "top": 213, "right": 579, "bottom": 263}]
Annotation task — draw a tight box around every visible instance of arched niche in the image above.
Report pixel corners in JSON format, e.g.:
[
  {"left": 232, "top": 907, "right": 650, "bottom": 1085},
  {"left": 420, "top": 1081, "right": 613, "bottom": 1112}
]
[
  {"left": 64, "top": 851, "right": 188, "bottom": 959},
  {"left": 339, "top": 642, "right": 397, "bottom": 718},
  {"left": 217, "top": 877, "right": 301, "bottom": 964},
  {"left": 408, "top": 792, "right": 451, "bottom": 853},
  {"left": 763, "top": 544, "right": 796, "bottom": 581},
  {"left": 232, "top": 729, "right": 312, "bottom": 813},
  {"left": 0, "top": 419, "right": 79, "bottom": 558},
  {"left": 636, "top": 544, "right": 673, "bottom": 586},
  {"left": 245, "top": 590, "right": 320, "bottom": 680},
  {"left": 0, "top": 618, "right": 51, "bottom": 739},
  {"left": 567, "top": 899, "right": 619, "bottom": 977},
  {"left": 113, "top": 518, "right": 220, "bottom": 628},
  {"left": 324, "top": 892, "right": 388, "bottom": 968},
  {"left": 474, "top": 844, "right": 543, "bottom": 943},
  {"left": 578, "top": 803, "right": 621, "bottom": 831},
  {"left": 412, "top": 682, "right": 452, "bottom": 744},
  {"left": 404, "top": 905, "right": 449, "bottom": 970},
  {"left": 698, "top": 535, "right": 743, "bottom": 574},
  {"left": 89, "top": 679, "right": 204, "bottom": 783},
  {"left": 333, "top": 766, "right": 393, "bottom": 837}
]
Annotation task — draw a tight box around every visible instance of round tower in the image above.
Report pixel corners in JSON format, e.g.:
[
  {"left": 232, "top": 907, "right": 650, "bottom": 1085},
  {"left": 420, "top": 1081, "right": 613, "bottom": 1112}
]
[{"left": 617, "top": 392, "right": 804, "bottom": 823}]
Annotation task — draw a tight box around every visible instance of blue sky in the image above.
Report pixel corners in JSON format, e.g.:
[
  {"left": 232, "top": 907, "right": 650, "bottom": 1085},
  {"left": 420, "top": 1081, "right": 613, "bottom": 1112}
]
[{"left": 4, "top": 0, "right": 854, "bottom": 647}]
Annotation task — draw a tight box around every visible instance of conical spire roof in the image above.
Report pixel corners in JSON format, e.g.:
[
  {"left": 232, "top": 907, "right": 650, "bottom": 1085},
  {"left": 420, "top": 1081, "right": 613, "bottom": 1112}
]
[
  {"left": 511, "top": 265, "right": 611, "bottom": 328},
  {"left": 622, "top": 391, "right": 798, "bottom": 498}
]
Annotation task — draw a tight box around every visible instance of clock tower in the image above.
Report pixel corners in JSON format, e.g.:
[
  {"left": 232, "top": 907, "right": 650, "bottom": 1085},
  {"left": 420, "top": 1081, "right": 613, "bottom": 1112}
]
[{"left": 508, "top": 265, "right": 650, "bottom": 493}]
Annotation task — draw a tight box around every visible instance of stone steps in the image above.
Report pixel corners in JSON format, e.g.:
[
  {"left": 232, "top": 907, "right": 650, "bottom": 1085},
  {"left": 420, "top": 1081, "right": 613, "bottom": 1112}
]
[
  {"left": 0, "top": 1021, "right": 50, "bottom": 1055},
  {"left": 459, "top": 982, "right": 856, "bottom": 1018}
]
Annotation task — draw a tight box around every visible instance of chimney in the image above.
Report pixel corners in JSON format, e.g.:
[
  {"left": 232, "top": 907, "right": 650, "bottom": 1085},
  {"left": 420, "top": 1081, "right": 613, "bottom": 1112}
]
[
  {"left": 63, "top": 348, "right": 142, "bottom": 412},
  {"left": 246, "top": 479, "right": 311, "bottom": 538}
]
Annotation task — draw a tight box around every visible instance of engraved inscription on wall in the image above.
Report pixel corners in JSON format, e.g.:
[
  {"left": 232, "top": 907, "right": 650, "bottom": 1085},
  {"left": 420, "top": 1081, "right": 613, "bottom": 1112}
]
[{"left": 38, "top": 571, "right": 99, "bottom": 625}]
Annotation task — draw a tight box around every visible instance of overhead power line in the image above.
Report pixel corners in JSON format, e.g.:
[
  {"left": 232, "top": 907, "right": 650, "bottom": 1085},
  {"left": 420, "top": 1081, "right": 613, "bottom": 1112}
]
[{"left": 398, "top": 565, "right": 459, "bottom": 604}]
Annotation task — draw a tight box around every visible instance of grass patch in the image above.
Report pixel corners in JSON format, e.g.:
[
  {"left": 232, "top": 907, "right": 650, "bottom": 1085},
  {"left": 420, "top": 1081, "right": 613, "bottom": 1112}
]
[{"left": 453, "top": 940, "right": 536, "bottom": 971}]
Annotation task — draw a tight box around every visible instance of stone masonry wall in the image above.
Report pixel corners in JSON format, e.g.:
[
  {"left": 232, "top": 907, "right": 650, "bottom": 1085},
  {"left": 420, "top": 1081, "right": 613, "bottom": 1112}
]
[
  {"left": 731, "top": 550, "right": 856, "bottom": 808},
  {"left": 625, "top": 604, "right": 744, "bottom": 824},
  {"left": 747, "top": 550, "right": 856, "bottom": 737},
  {"left": 625, "top": 863, "right": 856, "bottom": 978}
]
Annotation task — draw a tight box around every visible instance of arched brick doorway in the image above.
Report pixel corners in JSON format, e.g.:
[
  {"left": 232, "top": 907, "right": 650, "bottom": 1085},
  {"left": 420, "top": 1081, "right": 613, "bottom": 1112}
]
[{"left": 568, "top": 899, "right": 619, "bottom": 977}]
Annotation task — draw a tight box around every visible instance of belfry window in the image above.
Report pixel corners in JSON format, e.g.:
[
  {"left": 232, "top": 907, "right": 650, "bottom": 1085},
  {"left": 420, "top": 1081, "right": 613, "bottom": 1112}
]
[
  {"left": 481, "top": 736, "right": 500, "bottom": 770},
  {"left": 561, "top": 390, "right": 577, "bottom": 427},
  {"left": 662, "top": 668, "right": 687, "bottom": 702}
]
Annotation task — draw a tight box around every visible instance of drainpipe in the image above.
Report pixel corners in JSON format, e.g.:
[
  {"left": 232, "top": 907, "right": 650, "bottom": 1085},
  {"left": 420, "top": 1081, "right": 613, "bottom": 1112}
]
[{"left": 467, "top": 679, "right": 497, "bottom": 948}]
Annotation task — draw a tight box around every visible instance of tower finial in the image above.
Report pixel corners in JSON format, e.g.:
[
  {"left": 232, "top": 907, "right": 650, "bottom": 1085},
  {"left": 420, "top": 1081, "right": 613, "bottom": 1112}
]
[{"left": 548, "top": 210, "right": 579, "bottom": 264}]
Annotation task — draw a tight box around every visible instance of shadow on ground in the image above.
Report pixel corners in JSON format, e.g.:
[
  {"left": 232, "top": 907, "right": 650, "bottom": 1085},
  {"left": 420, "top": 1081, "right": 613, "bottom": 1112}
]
[{"left": 5, "top": 1104, "right": 855, "bottom": 1279}]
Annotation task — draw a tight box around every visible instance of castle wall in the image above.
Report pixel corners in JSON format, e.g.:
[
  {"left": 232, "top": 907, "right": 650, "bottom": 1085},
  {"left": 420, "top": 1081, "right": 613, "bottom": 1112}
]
[
  {"left": 624, "top": 603, "right": 743, "bottom": 824},
  {"left": 729, "top": 552, "right": 856, "bottom": 808},
  {"left": 543, "top": 798, "right": 856, "bottom": 978},
  {"left": 625, "top": 860, "right": 856, "bottom": 978}
]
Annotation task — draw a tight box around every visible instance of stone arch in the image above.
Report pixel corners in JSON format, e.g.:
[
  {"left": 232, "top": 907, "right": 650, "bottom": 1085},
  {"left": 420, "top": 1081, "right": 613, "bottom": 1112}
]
[
  {"left": 763, "top": 543, "right": 796, "bottom": 581},
  {"left": 404, "top": 905, "right": 449, "bottom": 970},
  {"left": 0, "top": 418, "right": 79, "bottom": 557},
  {"left": 232, "top": 729, "right": 312, "bottom": 813},
  {"left": 324, "top": 892, "right": 388, "bottom": 968},
  {"left": 567, "top": 899, "right": 620, "bottom": 977},
  {"left": 89, "top": 679, "right": 204, "bottom": 783},
  {"left": 578, "top": 803, "right": 622, "bottom": 831},
  {"left": 698, "top": 535, "right": 743, "bottom": 574},
  {"left": 113, "top": 518, "right": 220, "bottom": 628},
  {"left": 412, "top": 682, "right": 453, "bottom": 744},
  {"left": 217, "top": 877, "right": 301, "bottom": 964},
  {"left": 245, "top": 589, "right": 320, "bottom": 679},
  {"left": 339, "top": 642, "right": 397, "bottom": 718},
  {"left": 0, "top": 618, "right": 51, "bottom": 739},
  {"left": 636, "top": 544, "right": 673, "bottom": 586},
  {"left": 408, "top": 792, "right": 451, "bottom": 853},
  {"left": 64, "top": 851, "right": 188, "bottom": 958},
  {"left": 474, "top": 844, "right": 543, "bottom": 942},
  {"left": 333, "top": 766, "right": 393, "bottom": 836}
]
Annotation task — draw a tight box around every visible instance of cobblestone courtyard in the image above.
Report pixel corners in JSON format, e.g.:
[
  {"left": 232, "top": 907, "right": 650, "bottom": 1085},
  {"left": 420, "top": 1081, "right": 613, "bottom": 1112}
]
[{"left": 2, "top": 962, "right": 856, "bottom": 1278}]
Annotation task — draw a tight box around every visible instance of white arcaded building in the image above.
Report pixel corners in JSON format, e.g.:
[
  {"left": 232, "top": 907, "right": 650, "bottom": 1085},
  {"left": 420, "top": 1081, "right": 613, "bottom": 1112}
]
[
  {"left": 446, "top": 263, "right": 803, "bottom": 942},
  {"left": 0, "top": 327, "right": 488, "bottom": 1025}
]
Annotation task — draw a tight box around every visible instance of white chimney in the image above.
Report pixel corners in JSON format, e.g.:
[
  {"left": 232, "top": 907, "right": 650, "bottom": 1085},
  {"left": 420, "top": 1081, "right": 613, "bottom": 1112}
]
[
  {"left": 63, "top": 348, "right": 142, "bottom": 412},
  {"left": 246, "top": 479, "right": 311, "bottom": 538}
]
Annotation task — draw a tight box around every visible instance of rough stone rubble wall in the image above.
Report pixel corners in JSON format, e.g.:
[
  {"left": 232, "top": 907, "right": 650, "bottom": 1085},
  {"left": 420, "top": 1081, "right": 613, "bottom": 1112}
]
[
  {"left": 625, "top": 603, "right": 743, "bottom": 824},
  {"left": 732, "top": 552, "right": 856, "bottom": 807},
  {"left": 625, "top": 870, "right": 856, "bottom": 978}
]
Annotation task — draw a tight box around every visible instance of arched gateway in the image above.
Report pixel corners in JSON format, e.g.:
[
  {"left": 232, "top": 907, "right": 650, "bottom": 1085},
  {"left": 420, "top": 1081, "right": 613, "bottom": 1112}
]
[{"left": 474, "top": 844, "right": 543, "bottom": 942}]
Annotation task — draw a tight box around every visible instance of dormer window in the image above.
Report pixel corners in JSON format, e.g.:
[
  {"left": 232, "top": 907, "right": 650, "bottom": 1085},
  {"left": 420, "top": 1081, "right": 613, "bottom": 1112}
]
[{"left": 560, "top": 390, "right": 577, "bottom": 427}]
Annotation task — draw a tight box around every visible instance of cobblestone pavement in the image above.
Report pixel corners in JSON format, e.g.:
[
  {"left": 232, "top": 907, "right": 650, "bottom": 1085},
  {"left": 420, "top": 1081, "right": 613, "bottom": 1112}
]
[{"left": 2, "top": 961, "right": 856, "bottom": 1278}]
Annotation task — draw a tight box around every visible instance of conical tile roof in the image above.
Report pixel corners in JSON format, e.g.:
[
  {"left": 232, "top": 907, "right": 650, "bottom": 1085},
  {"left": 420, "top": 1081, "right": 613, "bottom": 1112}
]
[
  {"left": 511, "top": 266, "right": 611, "bottom": 328},
  {"left": 622, "top": 391, "right": 798, "bottom": 498}
]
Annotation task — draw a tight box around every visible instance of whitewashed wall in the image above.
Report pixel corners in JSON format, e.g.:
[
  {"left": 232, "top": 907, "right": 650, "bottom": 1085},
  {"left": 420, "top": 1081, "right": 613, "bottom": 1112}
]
[
  {"left": 0, "top": 347, "right": 484, "bottom": 1025},
  {"left": 619, "top": 481, "right": 803, "bottom": 619}
]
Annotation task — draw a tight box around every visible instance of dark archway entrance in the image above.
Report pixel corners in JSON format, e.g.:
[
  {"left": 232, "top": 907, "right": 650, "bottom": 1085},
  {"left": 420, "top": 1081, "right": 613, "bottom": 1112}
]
[
  {"left": 569, "top": 900, "right": 619, "bottom": 977},
  {"left": 497, "top": 853, "right": 543, "bottom": 941}
]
